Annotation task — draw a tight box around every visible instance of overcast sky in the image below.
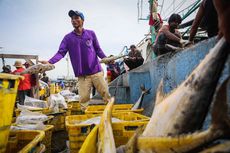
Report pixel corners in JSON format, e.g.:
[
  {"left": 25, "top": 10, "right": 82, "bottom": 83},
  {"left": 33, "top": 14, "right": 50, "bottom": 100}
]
[{"left": 0, "top": 0, "right": 196, "bottom": 79}]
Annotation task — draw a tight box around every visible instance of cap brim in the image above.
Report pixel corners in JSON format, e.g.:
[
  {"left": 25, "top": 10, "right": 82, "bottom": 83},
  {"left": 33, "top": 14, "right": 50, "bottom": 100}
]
[{"left": 68, "top": 10, "right": 77, "bottom": 17}]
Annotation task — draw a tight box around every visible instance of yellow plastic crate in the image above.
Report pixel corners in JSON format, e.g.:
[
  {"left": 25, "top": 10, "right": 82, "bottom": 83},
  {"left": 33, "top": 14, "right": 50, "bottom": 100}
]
[
  {"left": 85, "top": 104, "right": 144, "bottom": 114},
  {"left": 48, "top": 111, "right": 67, "bottom": 131},
  {"left": 79, "top": 125, "right": 99, "bottom": 153},
  {"left": 6, "top": 130, "right": 45, "bottom": 153},
  {"left": 0, "top": 73, "right": 22, "bottom": 153},
  {"left": 66, "top": 112, "right": 149, "bottom": 153},
  {"left": 39, "top": 88, "right": 45, "bottom": 96},
  {"left": 49, "top": 83, "right": 56, "bottom": 94},
  {"left": 9, "top": 124, "right": 54, "bottom": 153},
  {"left": 42, "top": 125, "right": 54, "bottom": 153},
  {"left": 67, "top": 101, "right": 83, "bottom": 115},
  {"left": 50, "top": 83, "right": 61, "bottom": 94},
  {"left": 67, "top": 101, "right": 80, "bottom": 108}
]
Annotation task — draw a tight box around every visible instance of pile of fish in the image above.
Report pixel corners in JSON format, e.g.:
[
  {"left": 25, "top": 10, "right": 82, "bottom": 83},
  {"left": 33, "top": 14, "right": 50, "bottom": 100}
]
[
  {"left": 20, "top": 63, "right": 55, "bottom": 74},
  {"left": 83, "top": 38, "right": 230, "bottom": 153}
]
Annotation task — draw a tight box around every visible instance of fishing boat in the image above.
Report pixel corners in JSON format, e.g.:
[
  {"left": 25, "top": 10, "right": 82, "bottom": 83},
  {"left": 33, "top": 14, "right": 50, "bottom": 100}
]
[{"left": 93, "top": 0, "right": 230, "bottom": 117}]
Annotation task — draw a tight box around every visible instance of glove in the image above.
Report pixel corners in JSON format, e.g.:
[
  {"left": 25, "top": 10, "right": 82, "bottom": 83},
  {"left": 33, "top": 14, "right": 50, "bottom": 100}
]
[{"left": 100, "top": 57, "right": 109, "bottom": 64}]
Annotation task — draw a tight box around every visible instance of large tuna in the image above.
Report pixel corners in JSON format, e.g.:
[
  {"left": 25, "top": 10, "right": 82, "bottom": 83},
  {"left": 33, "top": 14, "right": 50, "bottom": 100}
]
[
  {"left": 142, "top": 38, "right": 230, "bottom": 137},
  {"left": 20, "top": 64, "right": 55, "bottom": 75},
  {"left": 100, "top": 55, "right": 126, "bottom": 64},
  {"left": 200, "top": 141, "right": 230, "bottom": 153},
  {"left": 117, "top": 54, "right": 230, "bottom": 153},
  {"left": 98, "top": 98, "right": 116, "bottom": 153},
  {"left": 136, "top": 77, "right": 230, "bottom": 153}
]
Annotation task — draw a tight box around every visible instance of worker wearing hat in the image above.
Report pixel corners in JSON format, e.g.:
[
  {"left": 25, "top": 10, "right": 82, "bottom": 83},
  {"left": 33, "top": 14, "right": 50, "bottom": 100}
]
[
  {"left": 13, "top": 60, "right": 23, "bottom": 67},
  {"left": 12, "top": 60, "right": 31, "bottom": 105},
  {"left": 40, "top": 10, "right": 111, "bottom": 110}
]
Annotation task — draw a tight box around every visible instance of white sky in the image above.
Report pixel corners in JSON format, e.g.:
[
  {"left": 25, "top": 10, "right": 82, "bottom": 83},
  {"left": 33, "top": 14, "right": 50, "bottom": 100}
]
[{"left": 0, "top": 0, "right": 196, "bottom": 79}]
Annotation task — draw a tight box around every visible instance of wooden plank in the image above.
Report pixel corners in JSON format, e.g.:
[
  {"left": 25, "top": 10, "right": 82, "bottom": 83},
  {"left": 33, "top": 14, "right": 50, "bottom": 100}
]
[{"left": 0, "top": 54, "right": 38, "bottom": 59}]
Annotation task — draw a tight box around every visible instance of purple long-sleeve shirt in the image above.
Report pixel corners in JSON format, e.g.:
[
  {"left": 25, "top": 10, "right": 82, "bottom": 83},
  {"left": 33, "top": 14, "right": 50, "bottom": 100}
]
[{"left": 48, "top": 29, "right": 106, "bottom": 77}]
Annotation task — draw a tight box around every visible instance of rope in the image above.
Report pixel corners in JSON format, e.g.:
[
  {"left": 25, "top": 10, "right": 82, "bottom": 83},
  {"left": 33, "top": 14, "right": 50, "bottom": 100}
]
[
  {"left": 162, "top": 0, "right": 177, "bottom": 17},
  {"left": 177, "top": 1, "right": 200, "bottom": 14},
  {"left": 137, "top": 0, "right": 140, "bottom": 22},
  {"left": 164, "top": 0, "right": 189, "bottom": 20}
]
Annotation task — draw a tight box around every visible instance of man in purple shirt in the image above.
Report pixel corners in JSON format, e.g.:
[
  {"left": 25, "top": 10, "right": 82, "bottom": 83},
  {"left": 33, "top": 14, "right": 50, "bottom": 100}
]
[{"left": 40, "top": 10, "right": 111, "bottom": 110}]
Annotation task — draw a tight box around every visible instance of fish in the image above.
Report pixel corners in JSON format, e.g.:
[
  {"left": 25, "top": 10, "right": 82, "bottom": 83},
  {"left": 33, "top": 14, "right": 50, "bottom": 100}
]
[
  {"left": 142, "top": 38, "right": 230, "bottom": 137},
  {"left": 131, "top": 85, "right": 151, "bottom": 110},
  {"left": 98, "top": 97, "right": 116, "bottom": 153},
  {"left": 24, "top": 59, "right": 35, "bottom": 65},
  {"left": 117, "top": 76, "right": 230, "bottom": 153},
  {"left": 20, "top": 63, "right": 55, "bottom": 74},
  {"left": 100, "top": 55, "right": 126, "bottom": 64}
]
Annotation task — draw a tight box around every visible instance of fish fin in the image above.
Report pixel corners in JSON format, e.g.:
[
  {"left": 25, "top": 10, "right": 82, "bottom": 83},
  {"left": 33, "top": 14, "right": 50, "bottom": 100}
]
[
  {"left": 211, "top": 76, "right": 230, "bottom": 136},
  {"left": 98, "top": 97, "right": 116, "bottom": 153},
  {"left": 155, "top": 80, "right": 165, "bottom": 106},
  {"left": 145, "top": 88, "right": 151, "bottom": 95}
]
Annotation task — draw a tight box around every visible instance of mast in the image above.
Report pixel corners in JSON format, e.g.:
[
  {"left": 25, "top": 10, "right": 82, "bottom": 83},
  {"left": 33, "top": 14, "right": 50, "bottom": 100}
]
[{"left": 149, "top": 0, "right": 159, "bottom": 59}]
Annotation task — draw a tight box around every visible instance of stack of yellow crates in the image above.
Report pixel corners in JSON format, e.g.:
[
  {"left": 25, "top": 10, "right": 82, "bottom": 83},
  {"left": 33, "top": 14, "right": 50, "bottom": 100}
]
[
  {"left": 0, "top": 73, "right": 22, "bottom": 153},
  {"left": 67, "top": 101, "right": 82, "bottom": 115},
  {"left": 65, "top": 112, "right": 149, "bottom": 153}
]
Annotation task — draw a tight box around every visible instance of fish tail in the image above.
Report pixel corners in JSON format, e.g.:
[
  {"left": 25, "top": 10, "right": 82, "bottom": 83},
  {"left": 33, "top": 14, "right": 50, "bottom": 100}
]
[
  {"left": 140, "top": 84, "right": 151, "bottom": 95},
  {"left": 211, "top": 75, "right": 230, "bottom": 137},
  {"left": 140, "top": 84, "right": 146, "bottom": 92}
]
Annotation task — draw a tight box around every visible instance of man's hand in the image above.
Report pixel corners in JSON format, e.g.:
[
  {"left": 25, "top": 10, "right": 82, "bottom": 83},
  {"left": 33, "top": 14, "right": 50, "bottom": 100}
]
[
  {"left": 100, "top": 57, "right": 110, "bottom": 64},
  {"left": 38, "top": 60, "right": 50, "bottom": 64},
  {"left": 184, "top": 41, "right": 194, "bottom": 47},
  {"left": 180, "top": 39, "right": 190, "bottom": 48},
  {"left": 179, "top": 39, "right": 189, "bottom": 45}
]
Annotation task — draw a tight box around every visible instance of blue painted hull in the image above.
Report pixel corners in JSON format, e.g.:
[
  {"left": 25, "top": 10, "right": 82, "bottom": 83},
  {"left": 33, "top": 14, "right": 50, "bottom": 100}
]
[{"left": 109, "top": 37, "right": 230, "bottom": 117}]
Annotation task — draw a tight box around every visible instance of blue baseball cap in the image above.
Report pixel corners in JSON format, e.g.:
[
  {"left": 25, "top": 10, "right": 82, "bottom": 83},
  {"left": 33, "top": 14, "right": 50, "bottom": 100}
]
[{"left": 68, "top": 10, "right": 84, "bottom": 20}]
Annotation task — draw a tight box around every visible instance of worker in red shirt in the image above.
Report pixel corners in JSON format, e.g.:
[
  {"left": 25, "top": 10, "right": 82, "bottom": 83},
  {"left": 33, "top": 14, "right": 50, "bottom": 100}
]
[
  {"left": 12, "top": 60, "right": 31, "bottom": 105},
  {"left": 23, "top": 62, "right": 37, "bottom": 98}
]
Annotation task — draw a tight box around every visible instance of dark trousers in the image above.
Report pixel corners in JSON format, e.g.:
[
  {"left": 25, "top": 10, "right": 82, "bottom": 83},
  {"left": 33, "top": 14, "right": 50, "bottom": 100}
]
[
  {"left": 17, "top": 89, "right": 31, "bottom": 105},
  {"left": 124, "top": 58, "right": 144, "bottom": 70},
  {"left": 154, "top": 33, "right": 181, "bottom": 56}
]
